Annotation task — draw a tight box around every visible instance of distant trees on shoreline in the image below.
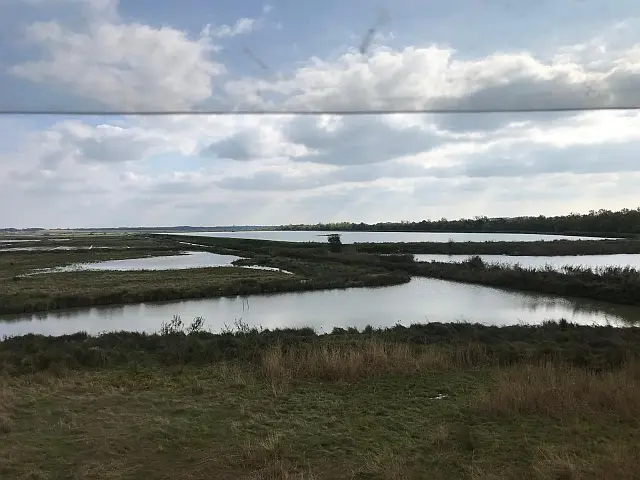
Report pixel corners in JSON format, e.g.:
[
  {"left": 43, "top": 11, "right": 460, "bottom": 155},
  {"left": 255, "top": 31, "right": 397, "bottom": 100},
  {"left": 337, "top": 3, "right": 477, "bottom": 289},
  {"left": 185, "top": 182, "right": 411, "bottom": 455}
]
[{"left": 277, "top": 208, "right": 640, "bottom": 236}]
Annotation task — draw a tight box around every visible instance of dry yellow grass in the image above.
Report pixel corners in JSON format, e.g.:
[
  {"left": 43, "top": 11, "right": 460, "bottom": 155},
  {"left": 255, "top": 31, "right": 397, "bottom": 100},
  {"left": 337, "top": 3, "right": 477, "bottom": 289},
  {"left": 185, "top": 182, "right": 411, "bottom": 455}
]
[
  {"left": 474, "top": 361, "right": 640, "bottom": 421},
  {"left": 260, "top": 339, "right": 492, "bottom": 385},
  {"left": 530, "top": 443, "right": 640, "bottom": 480},
  {"left": 467, "top": 442, "right": 640, "bottom": 480},
  {"left": 1, "top": 339, "right": 639, "bottom": 479},
  {"left": 467, "top": 361, "right": 640, "bottom": 479},
  {"left": 0, "top": 391, "right": 13, "bottom": 434}
]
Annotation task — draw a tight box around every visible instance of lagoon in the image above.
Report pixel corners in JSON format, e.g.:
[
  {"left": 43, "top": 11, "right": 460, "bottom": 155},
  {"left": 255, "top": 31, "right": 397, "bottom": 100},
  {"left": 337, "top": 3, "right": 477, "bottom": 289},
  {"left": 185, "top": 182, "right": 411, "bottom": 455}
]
[
  {"left": 167, "top": 230, "right": 603, "bottom": 244},
  {"left": 414, "top": 253, "right": 640, "bottom": 270},
  {"left": 1, "top": 277, "right": 636, "bottom": 338}
]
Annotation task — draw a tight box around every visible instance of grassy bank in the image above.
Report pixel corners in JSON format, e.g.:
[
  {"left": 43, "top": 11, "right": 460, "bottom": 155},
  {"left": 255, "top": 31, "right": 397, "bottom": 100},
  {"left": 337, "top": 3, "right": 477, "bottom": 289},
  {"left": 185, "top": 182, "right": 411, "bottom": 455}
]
[
  {"left": 0, "top": 232, "right": 180, "bottom": 251},
  {"left": 167, "top": 234, "right": 640, "bottom": 257},
  {"left": 1, "top": 321, "right": 639, "bottom": 479},
  {"left": 2, "top": 320, "right": 639, "bottom": 374},
  {"left": 169, "top": 235, "right": 640, "bottom": 308},
  {"left": 0, "top": 235, "right": 410, "bottom": 315},
  {"left": 1, "top": 267, "right": 408, "bottom": 315},
  {"left": 1, "top": 267, "right": 296, "bottom": 314},
  {"left": 354, "top": 238, "right": 640, "bottom": 256},
  {"left": 5, "top": 233, "right": 640, "bottom": 316}
]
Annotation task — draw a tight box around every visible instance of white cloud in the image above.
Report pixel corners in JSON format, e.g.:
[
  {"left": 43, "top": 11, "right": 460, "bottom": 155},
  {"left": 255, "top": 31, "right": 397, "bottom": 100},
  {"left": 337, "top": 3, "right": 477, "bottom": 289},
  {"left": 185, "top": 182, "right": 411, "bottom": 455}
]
[
  {"left": 223, "top": 39, "right": 640, "bottom": 113},
  {"left": 9, "top": 6, "right": 225, "bottom": 111},
  {"left": 3, "top": 3, "right": 640, "bottom": 227},
  {"left": 4, "top": 104, "right": 640, "bottom": 227},
  {"left": 10, "top": 2, "right": 640, "bottom": 115},
  {"left": 200, "top": 119, "right": 312, "bottom": 161},
  {"left": 207, "top": 17, "right": 255, "bottom": 38}
]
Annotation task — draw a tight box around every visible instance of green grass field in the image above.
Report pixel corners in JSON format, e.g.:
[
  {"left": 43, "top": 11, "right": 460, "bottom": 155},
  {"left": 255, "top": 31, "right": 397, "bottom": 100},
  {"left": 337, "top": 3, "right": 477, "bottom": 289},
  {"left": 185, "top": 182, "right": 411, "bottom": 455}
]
[{"left": 1, "top": 322, "right": 638, "bottom": 479}]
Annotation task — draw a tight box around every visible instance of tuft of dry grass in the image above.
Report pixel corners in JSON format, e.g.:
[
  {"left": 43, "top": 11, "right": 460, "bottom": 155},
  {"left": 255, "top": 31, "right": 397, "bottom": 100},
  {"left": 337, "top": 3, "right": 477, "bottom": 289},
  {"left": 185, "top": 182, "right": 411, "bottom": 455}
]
[
  {"left": 474, "top": 361, "right": 640, "bottom": 421},
  {"left": 466, "top": 442, "right": 640, "bottom": 480},
  {"left": 531, "top": 443, "right": 640, "bottom": 480},
  {"left": 354, "top": 448, "right": 412, "bottom": 480},
  {"left": 260, "top": 339, "right": 492, "bottom": 385},
  {"left": 0, "top": 383, "right": 14, "bottom": 435},
  {"left": 216, "top": 362, "right": 255, "bottom": 387},
  {"left": 0, "top": 415, "right": 10, "bottom": 435},
  {"left": 217, "top": 430, "right": 320, "bottom": 480}
]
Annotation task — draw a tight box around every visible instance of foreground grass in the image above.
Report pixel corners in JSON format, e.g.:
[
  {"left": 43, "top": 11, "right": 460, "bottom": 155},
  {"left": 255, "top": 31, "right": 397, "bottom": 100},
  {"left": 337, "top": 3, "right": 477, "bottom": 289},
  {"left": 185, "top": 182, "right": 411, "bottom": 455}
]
[
  {"left": 4, "top": 320, "right": 638, "bottom": 374},
  {"left": 1, "top": 322, "right": 638, "bottom": 479}
]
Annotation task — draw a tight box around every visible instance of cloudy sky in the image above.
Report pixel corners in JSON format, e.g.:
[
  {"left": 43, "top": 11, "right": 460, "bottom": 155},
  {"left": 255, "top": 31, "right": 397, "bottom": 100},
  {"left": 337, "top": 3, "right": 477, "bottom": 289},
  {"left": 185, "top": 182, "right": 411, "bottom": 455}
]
[{"left": 1, "top": 0, "right": 640, "bottom": 228}]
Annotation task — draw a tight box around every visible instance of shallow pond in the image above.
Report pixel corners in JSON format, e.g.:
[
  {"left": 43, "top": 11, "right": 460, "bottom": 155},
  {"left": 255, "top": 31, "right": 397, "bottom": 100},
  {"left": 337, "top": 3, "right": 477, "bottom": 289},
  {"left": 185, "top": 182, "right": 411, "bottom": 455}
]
[
  {"left": 1, "top": 277, "right": 637, "bottom": 338},
  {"left": 0, "top": 239, "right": 40, "bottom": 244},
  {"left": 27, "top": 251, "right": 293, "bottom": 276},
  {"left": 414, "top": 254, "right": 640, "bottom": 270},
  {"left": 0, "top": 246, "right": 117, "bottom": 252},
  {"left": 46, "top": 251, "right": 243, "bottom": 272},
  {"left": 166, "top": 230, "right": 604, "bottom": 244}
]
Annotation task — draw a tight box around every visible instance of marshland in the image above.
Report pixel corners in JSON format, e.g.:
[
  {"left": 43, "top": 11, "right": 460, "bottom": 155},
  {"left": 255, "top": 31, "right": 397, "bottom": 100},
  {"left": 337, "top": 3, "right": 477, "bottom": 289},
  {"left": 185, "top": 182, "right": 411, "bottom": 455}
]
[{"left": 2, "top": 211, "right": 640, "bottom": 478}]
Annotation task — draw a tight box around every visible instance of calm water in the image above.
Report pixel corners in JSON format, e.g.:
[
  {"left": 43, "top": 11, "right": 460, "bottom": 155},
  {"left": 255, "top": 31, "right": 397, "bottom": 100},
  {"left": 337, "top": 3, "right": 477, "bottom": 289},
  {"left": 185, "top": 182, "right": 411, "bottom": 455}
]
[
  {"left": 0, "top": 239, "right": 39, "bottom": 244},
  {"left": 1, "top": 278, "right": 636, "bottom": 338},
  {"left": 167, "top": 230, "right": 602, "bottom": 244},
  {"left": 43, "top": 251, "right": 243, "bottom": 272},
  {"left": 27, "top": 251, "right": 294, "bottom": 275},
  {"left": 0, "top": 246, "right": 116, "bottom": 252},
  {"left": 414, "top": 254, "right": 640, "bottom": 270}
]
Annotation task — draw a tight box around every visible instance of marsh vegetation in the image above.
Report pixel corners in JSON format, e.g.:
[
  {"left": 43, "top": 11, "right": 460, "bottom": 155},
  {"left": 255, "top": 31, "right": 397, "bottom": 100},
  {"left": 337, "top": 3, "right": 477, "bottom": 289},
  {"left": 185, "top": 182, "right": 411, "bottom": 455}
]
[
  {"left": 4, "top": 233, "right": 640, "bottom": 316},
  {"left": 2, "top": 229, "right": 640, "bottom": 478},
  {"left": 1, "top": 320, "right": 638, "bottom": 479}
]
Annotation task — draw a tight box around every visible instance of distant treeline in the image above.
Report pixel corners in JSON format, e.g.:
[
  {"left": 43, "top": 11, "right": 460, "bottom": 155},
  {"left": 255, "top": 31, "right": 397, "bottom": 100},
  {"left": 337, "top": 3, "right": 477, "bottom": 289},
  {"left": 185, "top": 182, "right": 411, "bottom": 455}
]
[
  {"left": 4, "top": 207, "right": 640, "bottom": 236},
  {"left": 277, "top": 208, "right": 640, "bottom": 236}
]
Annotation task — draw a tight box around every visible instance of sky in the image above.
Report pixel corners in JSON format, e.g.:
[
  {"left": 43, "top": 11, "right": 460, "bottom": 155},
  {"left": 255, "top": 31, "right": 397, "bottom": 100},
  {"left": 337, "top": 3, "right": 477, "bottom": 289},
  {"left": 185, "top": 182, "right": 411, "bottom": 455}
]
[{"left": 1, "top": 0, "right": 640, "bottom": 228}]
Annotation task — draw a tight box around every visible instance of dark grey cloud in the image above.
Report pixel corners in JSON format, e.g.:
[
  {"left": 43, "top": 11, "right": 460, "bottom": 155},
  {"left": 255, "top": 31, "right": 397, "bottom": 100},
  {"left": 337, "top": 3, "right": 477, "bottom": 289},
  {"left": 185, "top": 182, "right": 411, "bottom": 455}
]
[
  {"left": 432, "top": 111, "right": 571, "bottom": 134},
  {"left": 73, "top": 135, "right": 156, "bottom": 163},
  {"left": 200, "top": 131, "right": 258, "bottom": 160},
  {"left": 425, "top": 142, "right": 640, "bottom": 179},
  {"left": 201, "top": 116, "right": 443, "bottom": 165},
  {"left": 31, "top": 122, "right": 161, "bottom": 168},
  {"left": 284, "top": 116, "right": 440, "bottom": 166},
  {"left": 430, "top": 75, "right": 609, "bottom": 112},
  {"left": 425, "top": 66, "right": 640, "bottom": 134},
  {"left": 216, "top": 131, "right": 640, "bottom": 195},
  {"left": 216, "top": 161, "right": 431, "bottom": 192}
]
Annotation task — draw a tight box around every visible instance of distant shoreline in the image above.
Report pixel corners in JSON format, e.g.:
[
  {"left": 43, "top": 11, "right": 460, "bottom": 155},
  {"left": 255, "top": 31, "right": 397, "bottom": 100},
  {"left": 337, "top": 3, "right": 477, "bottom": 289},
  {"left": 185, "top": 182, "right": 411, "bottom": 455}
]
[{"left": 0, "top": 228, "right": 626, "bottom": 239}]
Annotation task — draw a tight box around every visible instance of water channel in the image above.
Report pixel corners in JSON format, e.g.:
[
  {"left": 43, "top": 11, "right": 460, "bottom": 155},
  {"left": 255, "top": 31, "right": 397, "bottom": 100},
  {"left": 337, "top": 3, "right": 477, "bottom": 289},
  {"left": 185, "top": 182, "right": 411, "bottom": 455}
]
[
  {"left": 168, "top": 230, "right": 604, "bottom": 243},
  {"left": 414, "top": 254, "right": 640, "bottom": 270},
  {"left": 1, "top": 277, "right": 636, "bottom": 338}
]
